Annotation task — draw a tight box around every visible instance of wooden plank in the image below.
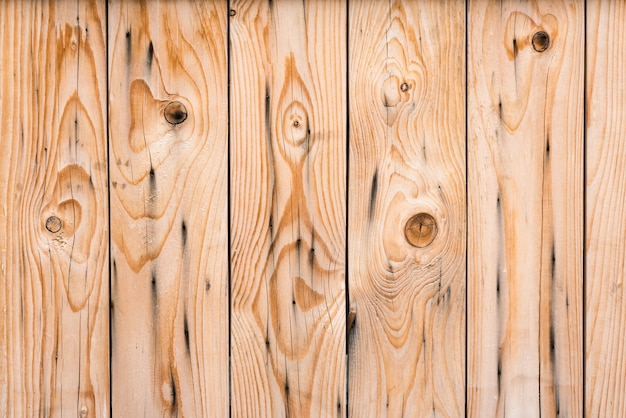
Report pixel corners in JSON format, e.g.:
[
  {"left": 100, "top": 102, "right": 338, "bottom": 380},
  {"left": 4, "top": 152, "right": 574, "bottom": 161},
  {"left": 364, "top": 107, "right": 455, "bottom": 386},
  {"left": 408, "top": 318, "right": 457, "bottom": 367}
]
[
  {"left": 348, "top": 1, "right": 465, "bottom": 416},
  {"left": 229, "top": 1, "right": 347, "bottom": 416},
  {"left": 586, "top": 1, "right": 626, "bottom": 416},
  {"left": 0, "top": 0, "right": 109, "bottom": 416},
  {"left": 467, "top": 1, "right": 584, "bottom": 416},
  {"left": 108, "top": 1, "right": 229, "bottom": 415}
]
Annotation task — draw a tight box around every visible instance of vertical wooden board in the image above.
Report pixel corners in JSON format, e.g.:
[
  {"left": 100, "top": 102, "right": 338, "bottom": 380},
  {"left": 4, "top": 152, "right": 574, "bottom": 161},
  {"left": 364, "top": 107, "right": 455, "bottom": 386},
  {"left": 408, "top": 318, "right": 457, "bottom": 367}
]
[
  {"left": 229, "top": 1, "right": 346, "bottom": 416},
  {"left": 586, "top": 1, "right": 626, "bottom": 416},
  {"left": 467, "top": 1, "right": 583, "bottom": 416},
  {"left": 108, "top": 1, "right": 228, "bottom": 416},
  {"left": 0, "top": 0, "right": 109, "bottom": 416},
  {"left": 348, "top": 1, "right": 465, "bottom": 416}
]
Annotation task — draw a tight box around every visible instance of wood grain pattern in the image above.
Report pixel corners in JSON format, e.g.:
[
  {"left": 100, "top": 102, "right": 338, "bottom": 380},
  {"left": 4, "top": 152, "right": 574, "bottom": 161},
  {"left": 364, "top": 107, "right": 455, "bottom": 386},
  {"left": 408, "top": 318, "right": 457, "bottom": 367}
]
[
  {"left": 348, "top": 1, "right": 466, "bottom": 416},
  {"left": 586, "top": 1, "right": 626, "bottom": 416},
  {"left": 108, "top": 1, "right": 229, "bottom": 415},
  {"left": 0, "top": 0, "right": 109, "bottom": 416},
  {"left": 467, "top": 1, "right": 584, "bottom": 416},
  {"left": 229, "top": 1, "right": 347, "bottom": 416}
]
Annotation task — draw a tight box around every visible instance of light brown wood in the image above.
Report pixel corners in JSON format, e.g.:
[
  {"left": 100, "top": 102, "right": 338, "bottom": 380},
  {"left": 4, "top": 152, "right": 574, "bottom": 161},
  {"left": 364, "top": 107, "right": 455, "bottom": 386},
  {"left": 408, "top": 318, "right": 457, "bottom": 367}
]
[
  {"left": 229, "top": 1, "right": 347, "bottom": 416},
  {"left": 0, "top": 0, "right": 109, "bottom": 416},
  {"left": 348, "top": 1, "right": 465, "bottom": 416},
  {"left": 108, "top": 1, "right": 229, "bottom": 415},
  {"left": 467, "top": 1, "right": 584, "bottom": 416},
  {"left": 586, "top": 1, "right": 626, "bottom": 416}
]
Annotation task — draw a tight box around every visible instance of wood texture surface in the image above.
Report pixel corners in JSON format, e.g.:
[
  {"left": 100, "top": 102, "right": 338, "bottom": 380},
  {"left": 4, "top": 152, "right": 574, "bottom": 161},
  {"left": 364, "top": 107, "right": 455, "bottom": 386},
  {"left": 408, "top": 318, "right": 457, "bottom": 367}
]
[
  {"left": 3, "top": 2, "right": 626, "bottom": 417},
  {"left": 0, "top": 0, "right": 109, "bottom": 416},
  {"left": 467, "top": 1, "right": 584, "bottom": 416},
  {"left": 586, "top": 1, "right": 626, "bottom": 416},
  {"left": 348, "top": 1, "right": 466, "bottom": 416},
  {"left": 108, "top": 1, "right": 229, "bottom": 416},
  {"left": 229, "top": 1, "right": 347, "bottom": 416}
]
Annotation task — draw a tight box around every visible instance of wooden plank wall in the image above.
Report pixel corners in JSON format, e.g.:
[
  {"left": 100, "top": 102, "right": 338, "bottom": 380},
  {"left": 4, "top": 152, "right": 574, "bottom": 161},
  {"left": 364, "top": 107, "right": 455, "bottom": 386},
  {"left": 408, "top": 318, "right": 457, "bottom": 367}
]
[
  {"left": 468, "top": 1, "right": 584, "bottom": 416},
  {"left": 0, "top": 1, "right": 110, "bottom": 416},
  {"left": 108, "top": 1, "right": 229, "bottom": 416},
  {"left": 229, "top": 1, "right": 346, "bottom": 416},
  {"left": 348, "top": 1, "right": 465, "bottom": 416},
  {"left": 1, "top": 0, "right": 625, "bottom": 417}
]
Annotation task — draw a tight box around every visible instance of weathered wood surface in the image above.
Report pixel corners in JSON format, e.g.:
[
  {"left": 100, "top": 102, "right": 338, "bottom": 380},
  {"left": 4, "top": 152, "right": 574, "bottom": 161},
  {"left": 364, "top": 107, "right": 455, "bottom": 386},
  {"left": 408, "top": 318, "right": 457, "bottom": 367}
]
[
  {"left": 229, "top": 1, "right": 347, "bottom": 416},
  {"left": 348, "top": 1, "right": 466, "bottom": 416},
  {"left": 467, "top": 0, "right": 584, "bottom": 416},
  {"left": 586, "top": 1, "right": 626, "bottom": 416},
  {"left": 0, "top": 0, "right": 109, "bottom": 416},
  {"left": 108, "top": 0, "right": 229, "bottom": 416}
]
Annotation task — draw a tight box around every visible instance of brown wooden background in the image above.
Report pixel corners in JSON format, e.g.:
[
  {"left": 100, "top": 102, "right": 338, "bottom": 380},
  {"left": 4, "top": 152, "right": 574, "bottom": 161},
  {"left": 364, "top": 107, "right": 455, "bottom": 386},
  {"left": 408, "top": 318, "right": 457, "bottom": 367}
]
[{"left": 0, "top": 0, "right": 623, "bottom": 416}]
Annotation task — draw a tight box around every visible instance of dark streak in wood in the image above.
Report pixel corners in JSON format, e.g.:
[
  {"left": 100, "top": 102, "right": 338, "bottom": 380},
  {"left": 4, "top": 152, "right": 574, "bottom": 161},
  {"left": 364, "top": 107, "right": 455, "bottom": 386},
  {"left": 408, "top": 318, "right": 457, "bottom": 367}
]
[
  {"left": 497, "top": 355, "right": 502, "bottom": 393},
  {"left": 125, "top": 29, "right": 131, "bottom": 64},
  {"left": 368, "top": 169, "right": 378, "bottom": 220},
  {"left": 183, "top": 315, "right": 190, "bottom": 352},
  {"left": 265, "top": 84, "right": 271, "bottom": 144},
  {"left": 150, "top": 268, "right": 157, "bottom": 311},
  {"left": 496, "top": 271, "right": 501, "bottom": 294},
  {"left": 147, "top": 41, "right": 154, "bottom": 68},
  {"left": 550, "top": 318, "right": 560, "bottom": 415},
  {"left": 308, "top": 231, "right": 315, "bottom": 267},
  {"left": 171, "top": 373, "right": 177, "bottom": 410},
  {"left": 496, "top": 191, "right": 503, "bottom": 295},
  {"left": 295, "top": 236, "right": 302, "bottom": 259},
  {"left": 181, "top": 220, "right": 187, "bottom": 248}
]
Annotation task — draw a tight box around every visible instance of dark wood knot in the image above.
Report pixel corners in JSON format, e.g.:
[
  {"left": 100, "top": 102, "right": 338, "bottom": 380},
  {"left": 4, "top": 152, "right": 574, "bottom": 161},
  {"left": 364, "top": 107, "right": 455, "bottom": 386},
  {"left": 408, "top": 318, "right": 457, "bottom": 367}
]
[
  {"left": 45, "top": 216, "right": 62, "bottom": 233},
  {"left": 532, "top": 31, "right": 550, "bottom": 52},
  {"left": 404, "top": 213, "right": 437, "bottom": 248},
  {"left": 164, "top": 101, "right": 188, "bottom": 125}
]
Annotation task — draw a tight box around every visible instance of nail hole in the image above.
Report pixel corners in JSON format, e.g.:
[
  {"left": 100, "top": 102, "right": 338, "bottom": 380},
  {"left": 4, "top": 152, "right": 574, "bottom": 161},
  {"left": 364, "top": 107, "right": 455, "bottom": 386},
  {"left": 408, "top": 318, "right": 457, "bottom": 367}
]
[
  {"left": 164, "top": 101, "right": 188, "bottom": 125},
  {"left": 404, "top": 213, "right": 438, "bottom": 248},
  {"left": 532, "top": 31, "right": 550, "bottom": 52},
  {"left": 45, "top": 216, "right": 62, "bottom": 233}
]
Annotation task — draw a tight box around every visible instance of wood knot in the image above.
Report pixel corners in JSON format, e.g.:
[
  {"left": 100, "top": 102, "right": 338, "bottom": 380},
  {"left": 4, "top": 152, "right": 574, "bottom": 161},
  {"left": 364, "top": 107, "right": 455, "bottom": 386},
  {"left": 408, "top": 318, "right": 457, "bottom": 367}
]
[
  {"left": 532, "top": 31, "right": 550, "bottom": 52},
  {"left": 45, "top": 216, "right": 62, "bottom": 233},
  {"left": 400, "top": 82, "right": 409, "bottom": 92},
  {"left": 404, "top": 213, "right": 437, "bottom": 248},
  {"left": 282, "top": 101, "right": 309, "bottom": 147},
  {"left": 164, "top": 101, "right": 188, "bottom": 125}
]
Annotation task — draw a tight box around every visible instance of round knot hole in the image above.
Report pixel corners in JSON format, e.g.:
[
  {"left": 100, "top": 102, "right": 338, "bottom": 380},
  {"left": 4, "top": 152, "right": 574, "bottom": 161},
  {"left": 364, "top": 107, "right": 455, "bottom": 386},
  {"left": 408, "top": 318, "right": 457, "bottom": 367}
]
[
  {"left": 532, "top": 31, "right": 550, "bottom": 52},
  {"left": 164, "top": 101, "right": 188, "bottom": 125},
  {"left": 404, "top": 213, "right": 438, "bottom": 248},
  {"left": 46, "top": 216, "right": 62, "bottom": 233}
]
